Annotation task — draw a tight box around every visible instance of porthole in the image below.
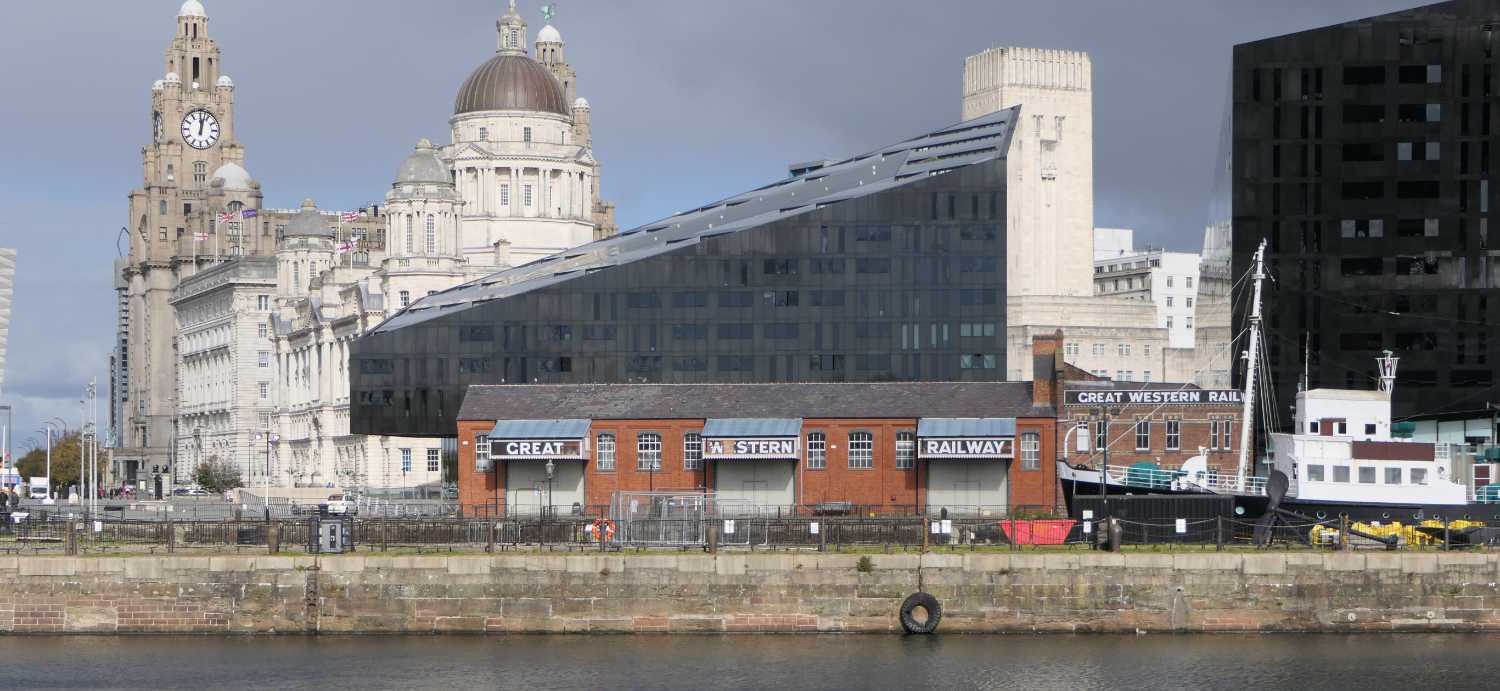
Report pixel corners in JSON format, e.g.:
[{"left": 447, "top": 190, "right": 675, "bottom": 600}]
[
  {"left": 1464, "top": 514, "right": 1472, "bottom": 520},
  {"left": 1234, "top": 506, "right": 1245, "bottom": 516},
  {"left": 1316, "top": 511, "right": 1327, "bottom": 520},
  {"left": 1381, "top": 512, "right": 1390, "bottom": 519}
]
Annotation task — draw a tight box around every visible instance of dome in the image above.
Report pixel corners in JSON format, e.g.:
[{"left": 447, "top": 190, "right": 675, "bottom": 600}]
[
  {"left": 453, "top": 54, "right": 568, "bottom": 116},
  {"left": 152, "top": 80, "right": 165, "bottom": 91},
  {"left": 178, "top": 0, "right": 206, "bottom": 18},
  {"left": 216, "top": 75, "right": 233, "bottom": 88},
  {"left": 537, "top": 24, "right": 561, "bottom": 43},
  {"left": 211, "top": 162, "right": 253, "bottom": 190},
  {"left": 395, "top": 138, "right": 449, "bottom": 185},
  {"left": 573, "top": 97, "right": 589, "bottom": 110},
  {"left": 284, "top": 198, "right": 333, "bottom": 238}
]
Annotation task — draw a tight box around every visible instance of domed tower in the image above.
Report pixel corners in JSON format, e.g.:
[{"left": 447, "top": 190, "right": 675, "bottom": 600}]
[
  {"left": 381, "top": 140, "right": 469, "bottom": 310},
  {"left": 443, "top": 1, "right": 606, "bottom": 267},
  {"left": 535, "top": 24, "right": 575, "bottom": 105},
  {"left": 276, "top": 199, "right": 335, "bottom": 299},
  {"left": 206, "top": 161, "right": 263, "bottom": 255}
]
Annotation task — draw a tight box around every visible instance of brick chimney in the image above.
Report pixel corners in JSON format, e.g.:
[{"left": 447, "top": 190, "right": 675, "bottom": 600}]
[{"left": 1032, "top": 330, "right": 1064, "bottom": 408}]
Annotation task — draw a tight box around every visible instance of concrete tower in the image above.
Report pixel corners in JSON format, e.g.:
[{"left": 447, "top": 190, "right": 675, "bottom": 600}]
[{"left": 963, "top": 47, "right": 1094, "bottom": 297}]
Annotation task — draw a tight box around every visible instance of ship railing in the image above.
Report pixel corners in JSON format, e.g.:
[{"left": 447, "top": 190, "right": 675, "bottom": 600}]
[
  {"left": 1102, "top": 464, "right": 1267, "bottom": 496},
  {"left": 1469, "top": 486, "right": 1500, "bottom": 504}
]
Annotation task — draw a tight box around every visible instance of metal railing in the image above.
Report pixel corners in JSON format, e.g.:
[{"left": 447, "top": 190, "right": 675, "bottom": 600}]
[
  {"left": 0, "top": 512, "right": 1492, "bottom": 554},
  {"left": 1102, "top": 464, "right": 1268, "bottom": 496}
]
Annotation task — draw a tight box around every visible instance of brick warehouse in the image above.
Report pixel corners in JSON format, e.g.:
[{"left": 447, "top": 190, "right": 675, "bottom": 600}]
[
  {"left": 1058, "top": 379, "right": 1244, "bottom": 476},
  {"left": 454, "top": 338, "right": 1067, "bottom": 517}
]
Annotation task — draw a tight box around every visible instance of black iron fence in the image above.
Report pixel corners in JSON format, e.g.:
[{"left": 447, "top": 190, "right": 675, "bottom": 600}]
[{"left": 0, "top": 513, "right": 1490, "bottom": 555}]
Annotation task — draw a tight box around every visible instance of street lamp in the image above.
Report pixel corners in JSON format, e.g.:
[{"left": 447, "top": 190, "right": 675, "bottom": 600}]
[{"left": 544, "top": 458, "right": 556, "bottom": 519}]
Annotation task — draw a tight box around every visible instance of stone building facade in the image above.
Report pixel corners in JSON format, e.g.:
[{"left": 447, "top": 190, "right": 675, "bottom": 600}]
[
  {"left": 170, "top": 257, "right": 276, "bottom": 487},
  {"left": 118, "top": 1, "right": 612, "bottom": 493}
]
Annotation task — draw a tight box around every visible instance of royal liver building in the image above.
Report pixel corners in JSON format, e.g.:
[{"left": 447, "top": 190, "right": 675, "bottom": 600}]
[{"left": 116, "top": 1, "right": 611, "bottom": 495}]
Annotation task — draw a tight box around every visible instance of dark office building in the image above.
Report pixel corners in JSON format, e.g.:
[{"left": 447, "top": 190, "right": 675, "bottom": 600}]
[
  {"left": 350, "top": 108, "right": 1018, "bottom": 436},
  {"left": 1232, "top": 0, "right": 1500, "bottom": 422}
]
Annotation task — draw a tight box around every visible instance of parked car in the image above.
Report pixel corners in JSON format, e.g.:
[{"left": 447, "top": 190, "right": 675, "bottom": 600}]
[
  {"left": 172, "top": 486, "right": 210, "bottom": 497},
  {"left": 322, "top": 494, "right": 355, "bottom": 516}
]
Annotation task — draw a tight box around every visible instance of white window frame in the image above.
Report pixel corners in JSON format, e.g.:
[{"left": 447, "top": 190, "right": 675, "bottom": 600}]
[
  {"left": 475, "top": 433, "right": 492, "bottom": 471},
  {"left": 637, "top": 432, "right": 662, "bottom": 471},
  {"left": 895, "top": 431, "right": 915, "bottom": 470},
  {"left": 1165, "top": 418, "right": 1181, "bottom": 450},
  {"left": 1020, "top": 432, "right": 1040, "bottom": 470},
  {"left": 426, "top": 448, "right": 440, "bottom": 473},
  {"left": 683, "top": 433, "right": 703, "bottom": 471},
  {"left": 806, "top": 432, "right": 826, "bottom": 469},
  {"left": 424, "top": 215, "right": 436, "bottom": 255},
  {"left": 1135, "top": 419, "right": 1151, "bottom": 451},
  {"left": 401, "top": 448, "right": 412, "bottom": 473},
  {"left": 848, "top": 431, "right": 874, "bottom": 469},
  {"left": 596, "top": 433, "right": 615, "bottom": 471}
]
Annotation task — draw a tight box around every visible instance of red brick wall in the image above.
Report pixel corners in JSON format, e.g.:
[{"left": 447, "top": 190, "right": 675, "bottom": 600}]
[
  {"left": 1057, "top": 408, "right": 1242, "bottom": 475},
  {"left": 799, "top": 420, "right": 921, "bottom": 514},
  {"left": 456, "top": 420, "right": 502, "bottom": 516},
  {"left": 585, "top": 420, "right": 710, "bottom": 511},
  {"left": 1009, "top": 418, "right": 1059, "bottom": 512},
  {"left": 457, "top": 415, "right": 1061, "bottom": 517}
]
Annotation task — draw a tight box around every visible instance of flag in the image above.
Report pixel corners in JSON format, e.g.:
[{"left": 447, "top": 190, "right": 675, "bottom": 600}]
[
  {"left": 194, "top": 232, "right": 208, "bottom": 242},
  {"left": 335, "top": 241, "right": 352, "bottom": 255},
  {"left": 217, "top": 211, "right": 236, "bottom": 224},
  {"left": 340, "top": 211, "right": 359, "bottom": 223},
  {"left": 240, "top": 208, "right": 258, "bottom": 219}
]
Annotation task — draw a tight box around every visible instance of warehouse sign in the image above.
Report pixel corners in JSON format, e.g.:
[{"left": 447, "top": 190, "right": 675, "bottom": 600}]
[
  {"left": 703, "top": 438, "right": 800, "bottom": 460},
  {"left": 919, "top": 438, "right": 1014, "bottom": 459},
  {"left": 491, "top": 439, "right": 584, "bottom": 460},
  {"left": 1065, "top": 389, "right": 1244, "bottom": 406}
]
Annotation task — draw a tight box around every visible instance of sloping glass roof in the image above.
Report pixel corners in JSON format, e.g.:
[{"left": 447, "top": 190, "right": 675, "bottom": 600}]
[{"left": 371, "top": 106, "right": 1019, "bottom": 335}]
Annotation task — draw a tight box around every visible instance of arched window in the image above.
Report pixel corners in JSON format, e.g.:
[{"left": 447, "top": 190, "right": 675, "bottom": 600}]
[
  {"left": 404, "top": 215, "right": 414, "bottom": 254},
  {"left": 1021, "top": 432, "right": 1041, "bottom": 470},
  {"left": 424, "top": 215, "right": 436, "bottom": 254},
  {"left": 596, "top": 433, "right": 615, "bottom": 471},
  {"left": 636, "top": 433, "right": 661, "bottom": 471}
]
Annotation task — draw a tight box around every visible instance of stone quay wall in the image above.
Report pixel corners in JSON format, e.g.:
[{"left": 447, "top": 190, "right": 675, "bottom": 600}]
[{"left": 3, "top": 552, "right": 1500, "bottom": 634}]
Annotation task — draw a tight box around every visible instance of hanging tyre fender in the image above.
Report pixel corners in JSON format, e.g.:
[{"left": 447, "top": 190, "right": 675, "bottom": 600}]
[{"left": 899, "top": 592, "right": 942, "bottom": 634}]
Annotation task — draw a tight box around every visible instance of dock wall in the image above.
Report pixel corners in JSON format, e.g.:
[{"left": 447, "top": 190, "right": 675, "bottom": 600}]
[{"left": 3, "top": 552, "right": 1499, "bottom": 633}]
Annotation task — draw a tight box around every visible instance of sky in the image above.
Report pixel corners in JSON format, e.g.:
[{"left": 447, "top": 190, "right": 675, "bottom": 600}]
[{"left": 0, "top": 0, "right": 1415, "bottom": 459}]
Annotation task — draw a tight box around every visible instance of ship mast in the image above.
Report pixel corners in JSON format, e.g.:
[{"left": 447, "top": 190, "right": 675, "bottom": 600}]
[{"left": 1236, "top": 240, "right": 1267, "bottom": 485}]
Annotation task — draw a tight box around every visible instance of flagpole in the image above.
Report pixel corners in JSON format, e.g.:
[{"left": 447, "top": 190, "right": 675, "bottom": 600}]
[{"left": 214, "top": 215, "right": 220, "bottom": 260}]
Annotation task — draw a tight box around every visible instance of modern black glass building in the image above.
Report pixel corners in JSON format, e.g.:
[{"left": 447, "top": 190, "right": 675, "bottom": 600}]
[
  {"left": 1232, "top": 0, "right": 1500, "bottom": 421},
  {"left": 351, "top": 108, "right": 1018, "bottom": 436}
]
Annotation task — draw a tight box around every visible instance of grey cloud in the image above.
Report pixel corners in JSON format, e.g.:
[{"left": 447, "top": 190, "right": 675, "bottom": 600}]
[{"left": 0, "top": 0, "right": 1419, "bottom": 442}]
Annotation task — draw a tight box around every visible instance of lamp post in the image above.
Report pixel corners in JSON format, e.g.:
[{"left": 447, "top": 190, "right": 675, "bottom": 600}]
[{"left": 544, "top": 458, "right": 556, "bottom": 519}]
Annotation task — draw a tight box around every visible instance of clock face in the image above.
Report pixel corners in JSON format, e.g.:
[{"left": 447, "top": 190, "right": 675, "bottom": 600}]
[{"left": 181, "top": 109, "right": 220, "bottom": 149}]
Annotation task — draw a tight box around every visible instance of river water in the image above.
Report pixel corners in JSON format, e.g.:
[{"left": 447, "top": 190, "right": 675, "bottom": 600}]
[{"left": 4, "top": 633, "right": 1493, "bottom": 690}]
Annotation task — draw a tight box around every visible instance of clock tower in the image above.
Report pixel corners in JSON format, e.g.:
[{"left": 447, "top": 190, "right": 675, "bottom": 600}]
[{"left": 119, "top": 0, "right": 262, "bottom": 489}]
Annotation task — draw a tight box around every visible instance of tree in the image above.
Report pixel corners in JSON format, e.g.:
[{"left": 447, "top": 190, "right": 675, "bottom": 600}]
[
  {"left": 15, "top": 432, "right": 102, "bottom": 489},
  {"left": 194, "top": 456, "right": 243, "bottom": 493}
]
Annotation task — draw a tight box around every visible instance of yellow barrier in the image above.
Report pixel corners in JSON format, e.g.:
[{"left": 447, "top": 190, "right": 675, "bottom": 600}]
[{"left": 1309, "top": 519, "right": 1486, "bottom": 546}]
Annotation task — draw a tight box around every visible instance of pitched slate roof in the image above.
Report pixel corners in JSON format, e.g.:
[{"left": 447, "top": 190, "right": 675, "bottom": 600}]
[
  {"left": 458, "top": 381, "right": 1051, "bottom": 422},
  {"left": 370, "top": 106, "right": 1020, "bottom": 335}
]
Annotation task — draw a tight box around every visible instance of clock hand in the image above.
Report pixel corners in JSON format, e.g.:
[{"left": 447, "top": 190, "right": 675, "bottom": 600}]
[{"left": 198, "top": 116, "right": 204, "bottom": 136}]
